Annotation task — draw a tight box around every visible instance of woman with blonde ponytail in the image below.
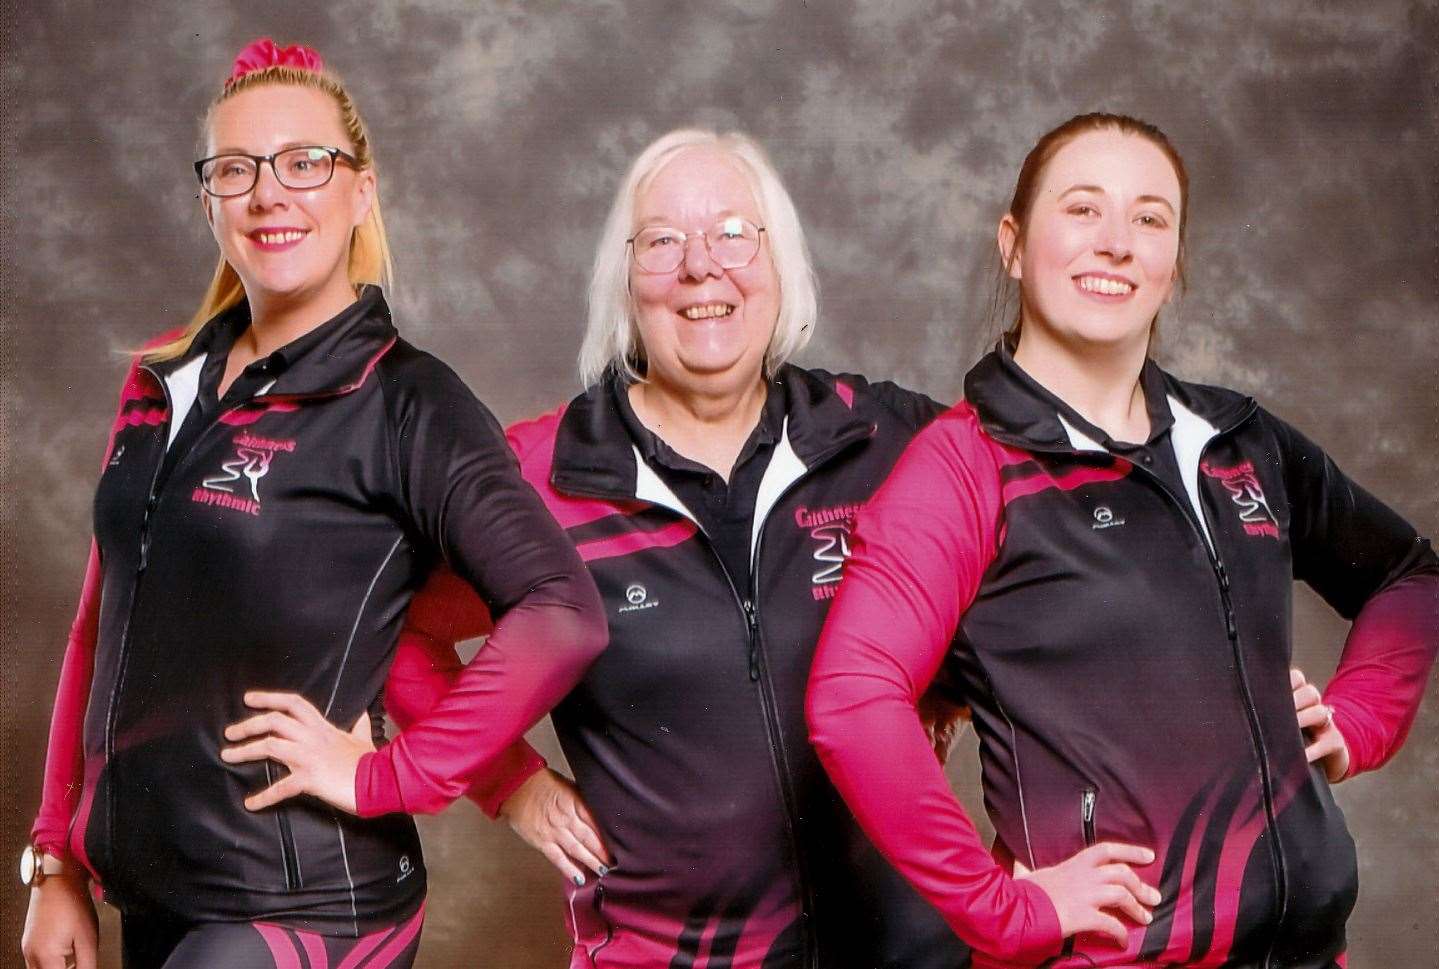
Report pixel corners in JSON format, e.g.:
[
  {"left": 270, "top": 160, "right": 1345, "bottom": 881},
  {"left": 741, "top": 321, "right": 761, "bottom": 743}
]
[{"left": 22, "top": 38, "right": 606, "bottom": 969}]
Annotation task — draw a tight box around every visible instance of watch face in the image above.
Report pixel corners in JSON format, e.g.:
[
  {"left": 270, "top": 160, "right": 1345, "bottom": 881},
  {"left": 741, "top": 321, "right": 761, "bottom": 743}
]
[{"left": 19, "top": 845, "right": 38, "bottom": 886}]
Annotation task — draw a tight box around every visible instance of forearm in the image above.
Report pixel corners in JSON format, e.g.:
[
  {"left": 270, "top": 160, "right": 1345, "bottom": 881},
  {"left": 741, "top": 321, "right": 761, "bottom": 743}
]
[
  {"left": 387, "top": 629, "right": 547, "bottom": 817},
  {"left": 32, "top": 542, "right": 102, "bottom": 860},
  {"left": 1324, "top": 570, "right": 1439, "bottom": 777},
  {"left": 358, "top": 573, "right": 604, "bottom": 816},
  {"left": 809, "top": 642, "right": 1060, "bottom": 959}
]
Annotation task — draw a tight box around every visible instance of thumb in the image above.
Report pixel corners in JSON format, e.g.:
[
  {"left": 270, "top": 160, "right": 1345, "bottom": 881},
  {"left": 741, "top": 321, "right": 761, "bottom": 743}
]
[{"left": 351, "top": 711, "right": 375, "bottom": 745}]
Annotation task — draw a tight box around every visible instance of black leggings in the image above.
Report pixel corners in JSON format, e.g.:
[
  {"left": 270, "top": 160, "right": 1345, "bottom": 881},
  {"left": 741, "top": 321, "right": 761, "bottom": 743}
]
[{"left": 120, "top": 900, "right": 425, "bottom": 969}]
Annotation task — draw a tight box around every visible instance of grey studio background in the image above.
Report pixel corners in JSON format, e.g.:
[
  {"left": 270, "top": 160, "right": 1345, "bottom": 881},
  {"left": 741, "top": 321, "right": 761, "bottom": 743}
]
[{"left": 3, "top": 1, "right": 1436, "bottom": 966}]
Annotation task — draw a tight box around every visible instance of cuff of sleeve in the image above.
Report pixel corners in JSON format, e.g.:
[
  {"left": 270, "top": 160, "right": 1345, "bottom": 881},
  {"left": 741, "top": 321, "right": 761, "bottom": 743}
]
[
  {"left": 28, "top": 832, "right": 76, "bottom": 868},
  {"left": 473, "top": 747, "right": 548, "bottom": 819},
  {"left": 1324, "top": 699, "right": 1366, "bottom": 780},
  {"left": 355, "top": 749, "right": 407, "bottom": 818},
  {"left": 1007, "top": 877, "right": 1066, "bottom": 962}
]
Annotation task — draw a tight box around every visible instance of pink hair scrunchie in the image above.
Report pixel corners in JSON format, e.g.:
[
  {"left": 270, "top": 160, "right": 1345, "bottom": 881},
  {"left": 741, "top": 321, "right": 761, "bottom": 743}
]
[{"left": 226, "top": 37, "right": 325, "bottom": 87}]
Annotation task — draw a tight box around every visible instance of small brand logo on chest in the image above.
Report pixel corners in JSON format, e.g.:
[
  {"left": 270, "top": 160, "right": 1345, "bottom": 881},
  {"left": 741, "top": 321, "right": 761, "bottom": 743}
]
[
  {"left": 618, "top": 582, "right": 660, "bottom": 614},
  {"left": 1091, "top": 505, "right": 1126, "bottom": 530}
]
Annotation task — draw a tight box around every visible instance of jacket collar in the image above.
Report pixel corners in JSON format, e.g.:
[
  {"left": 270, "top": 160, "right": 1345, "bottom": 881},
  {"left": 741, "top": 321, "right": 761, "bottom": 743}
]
[
  {"left": 550, "top": 364, "right": 874, "bottom": 500},
  {"left": 963, "top": 338, "right": 1254, "bottom": 453},
  {"left": 145, "top": 285, "right": 397, "bottom": 399}
]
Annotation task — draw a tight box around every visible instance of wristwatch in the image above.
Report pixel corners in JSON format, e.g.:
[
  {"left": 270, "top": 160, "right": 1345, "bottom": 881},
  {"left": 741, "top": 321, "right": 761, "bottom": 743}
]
[{"left": 19, "top": 845, "right": 67, "bottom": 887}]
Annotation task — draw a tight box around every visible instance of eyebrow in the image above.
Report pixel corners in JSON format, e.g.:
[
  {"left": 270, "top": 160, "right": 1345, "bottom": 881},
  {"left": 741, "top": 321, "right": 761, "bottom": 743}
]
[
  {"left": 208, "top": 141, "right": 329, "bottom": 156},
  {"left": 633, "top": 209, "right": 750, "bottom": 228},
  {"left": 1058, "top": 184, "right": 1176, "bottom": 214}
]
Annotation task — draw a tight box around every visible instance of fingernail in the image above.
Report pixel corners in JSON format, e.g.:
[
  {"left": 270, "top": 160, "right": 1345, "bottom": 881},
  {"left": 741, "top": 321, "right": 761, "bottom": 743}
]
[
  {"left": 597, "top": 865, "right": 610, "bottom": 877},
  {"left": 1143, "top": 849, "right": 1155, "bottom": 863},
  {"left": 573, "top": 874, "right": 585, "bottom": 886},
  {"left": 1144, "top": 909, "right": 1153, "bottom": 924}
]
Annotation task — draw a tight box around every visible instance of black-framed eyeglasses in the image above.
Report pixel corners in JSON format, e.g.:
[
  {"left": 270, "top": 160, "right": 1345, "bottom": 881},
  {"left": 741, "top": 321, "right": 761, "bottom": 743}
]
[
  {"left": 627, "top": 217, "right": 766, "bottom": 274},
  {"left": 193, "top": 146, "right": 359, "bottom": 198}
]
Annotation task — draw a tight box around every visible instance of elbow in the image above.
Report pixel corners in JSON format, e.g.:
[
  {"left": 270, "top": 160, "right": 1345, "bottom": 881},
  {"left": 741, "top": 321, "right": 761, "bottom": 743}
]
[
  {"left": 804, "top": 672, "right": 844, "bottom": 762},
  {"left": 557, "top": 577, "right": 609, "bottom": 665}
]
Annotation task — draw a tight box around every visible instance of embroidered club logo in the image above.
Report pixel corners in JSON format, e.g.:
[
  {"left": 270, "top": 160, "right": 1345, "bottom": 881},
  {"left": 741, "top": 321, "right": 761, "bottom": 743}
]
[
  {"left": 1201, "top": 459, "right": 1280, "bottom": 539},
  {"left": 191, "top": 433, "right": 296, "bottom": 517},
  {"left": 795, "top": 502, "right": 863, "bottom": 601}
]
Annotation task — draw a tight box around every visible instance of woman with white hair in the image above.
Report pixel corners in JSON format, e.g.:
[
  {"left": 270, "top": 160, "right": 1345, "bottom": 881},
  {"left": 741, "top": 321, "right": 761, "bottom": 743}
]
[{"left": 392, "top": 128, "right": 971, "bottom": 968}]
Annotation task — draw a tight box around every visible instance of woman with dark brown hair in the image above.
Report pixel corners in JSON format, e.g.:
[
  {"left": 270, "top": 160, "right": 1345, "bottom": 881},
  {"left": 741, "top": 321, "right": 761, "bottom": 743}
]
[{"left": 808, "top": 113, "right": 1437, "bottom": 968}]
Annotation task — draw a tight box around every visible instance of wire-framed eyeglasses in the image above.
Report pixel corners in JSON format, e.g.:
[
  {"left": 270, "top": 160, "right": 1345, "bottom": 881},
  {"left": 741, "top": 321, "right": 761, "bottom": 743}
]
[
  {"left": 628, "top": 217, "right": 766, "bottom": 274},
  {"left": 194, "top": 146, "right": 359, "bottom": 198}
]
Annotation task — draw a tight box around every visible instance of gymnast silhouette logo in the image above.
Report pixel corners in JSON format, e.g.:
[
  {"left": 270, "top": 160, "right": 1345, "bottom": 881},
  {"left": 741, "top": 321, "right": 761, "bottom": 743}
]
[
  {"left": 810, "top": 522, "right": 852, "bottom": 586},
  {"left": 202, "top": 446, "right": 273, "bottom": 503},
  {"left": 1201, "top": 459, "right": 1280, "bottom": 539}
]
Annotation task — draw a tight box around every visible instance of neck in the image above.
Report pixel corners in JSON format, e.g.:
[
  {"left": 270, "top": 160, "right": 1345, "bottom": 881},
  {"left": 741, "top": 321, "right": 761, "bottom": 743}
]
[
  {"left": 1012, "top": 321, "right": 1151, "bottom": 442},
  {"left": 629, "top": 369, "right": 769, "bottom": 480},
  {"left": 242, "top": 279, "right": 359, "bottom": 358}
]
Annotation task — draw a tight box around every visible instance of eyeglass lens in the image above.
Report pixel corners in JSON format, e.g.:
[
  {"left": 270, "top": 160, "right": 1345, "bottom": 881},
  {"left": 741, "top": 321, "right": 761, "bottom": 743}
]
[
  {"left": 200, "top": 147, "right": 336, "bottom": 197},
  {"left": 631, "top": 217, "right": 761, "bottom": 273}
]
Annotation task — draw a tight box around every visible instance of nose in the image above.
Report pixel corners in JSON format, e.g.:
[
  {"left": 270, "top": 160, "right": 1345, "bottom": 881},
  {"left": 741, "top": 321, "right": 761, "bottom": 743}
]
[
  {"left": 679, "top": 233, "right": 721, "bottom": 282},
  {"left": 1094, "top": 213, "right": 1133, "bottom": 262},
  {"left": 248, "top": 160, "right": 290, "bottom": 210}
]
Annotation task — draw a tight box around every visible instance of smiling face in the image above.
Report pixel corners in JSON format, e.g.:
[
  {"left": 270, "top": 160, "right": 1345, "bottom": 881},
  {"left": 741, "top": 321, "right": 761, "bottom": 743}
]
[
  {"left": 628, "top": 146, "right": 780, "bottom": 393},
  {"left": 203, "top": 84, "right": 374, "bottom": 315},
  {"left": 1001, "top": 129, "right": 1182, "bottom": 352}
]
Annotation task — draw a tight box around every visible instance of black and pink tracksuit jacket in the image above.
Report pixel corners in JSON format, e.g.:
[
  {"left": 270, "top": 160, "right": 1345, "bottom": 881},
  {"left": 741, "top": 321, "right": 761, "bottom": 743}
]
[
  {"left": 398, "top": 366, "right": 970, "bottom": 968},
  {"left": 30, "top": 288, "right": 606, "bottom": 932},
  {"left": 808, "top": 344, "right": 1438, "bottom": 968}
]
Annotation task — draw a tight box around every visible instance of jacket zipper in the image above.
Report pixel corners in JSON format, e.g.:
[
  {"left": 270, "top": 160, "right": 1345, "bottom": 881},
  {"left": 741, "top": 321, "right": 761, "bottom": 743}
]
[
  {"left": 741, "top": 434, "right": 868, "bottom": 966},
  {"left": 103, "top": 367, "right": 369, "bottom": 891},
  {"left": 1058, "top": 789, "right": 1098, "bottom": 959},
  {"left": 1081, "top": 787, "right": 1097, "bottom": 847},
  {"left": 704, "top": 543, "right": 817, "bottom": 963},
  {"left": 1119, "top": 431, "right": 1288, "bottom": 968},
  {"left": 561, "top": 424, "right": 872, "bottom": 968},
  {"left": 988, "top": 407, "right": 1287, "bottom": 967},
  {"left": 101, "top": 365, "right": 175, "bottom": 872}
]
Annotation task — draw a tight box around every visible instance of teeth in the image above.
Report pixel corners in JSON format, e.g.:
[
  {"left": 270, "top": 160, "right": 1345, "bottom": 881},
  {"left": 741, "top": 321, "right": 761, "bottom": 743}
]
[
  {"left": 257, "top": 230, "right": 305, "bottom": 245},
  {"left": 1077, "top": 275, "right": 1133, "bottom": 296},
  {"left": 681, "top": 303, "right": 734, "bottom": 320}
]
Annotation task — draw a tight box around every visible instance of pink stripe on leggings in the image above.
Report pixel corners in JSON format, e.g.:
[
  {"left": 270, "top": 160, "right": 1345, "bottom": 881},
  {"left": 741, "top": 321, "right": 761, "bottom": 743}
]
[
  {"left": 335, "top": 927, "right": 394, "bottom": 969},
  {"left": 297, "top": 930, "right": 330, "bottom": 969},
  {"left": 253, "top": 923, "right": 302, "bottom": 969},
  {"left": 359, "top": 901, "right": 427, "bottom": 969}
]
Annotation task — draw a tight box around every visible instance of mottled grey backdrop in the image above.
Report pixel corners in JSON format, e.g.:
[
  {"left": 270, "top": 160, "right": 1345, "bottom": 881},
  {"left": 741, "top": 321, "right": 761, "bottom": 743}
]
[{"left": 3, "top": 1, "right": 1436, "bottom": 966}]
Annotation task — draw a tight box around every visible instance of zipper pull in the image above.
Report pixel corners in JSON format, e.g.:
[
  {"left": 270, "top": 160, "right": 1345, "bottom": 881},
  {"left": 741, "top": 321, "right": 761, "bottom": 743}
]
[
  {"left": 743, "top": 599, "right": 759, "bottom": 680},
  {"left": 1081, "top": 788, "right": 1097, "bottom": 846}
]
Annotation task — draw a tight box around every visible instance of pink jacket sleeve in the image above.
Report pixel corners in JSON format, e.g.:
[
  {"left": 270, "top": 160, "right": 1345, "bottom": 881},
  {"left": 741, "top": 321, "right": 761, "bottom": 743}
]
[
  {"left": 386, "top": 567, "right": 547, "bottom": 817},
  {"left": 30, "top": 542, "right": 102, "bottom": 862},
  {"left": 1324, "top": 572, "right": 1439, "bottom": 777},
  {"left": 806, "top": 410, "right": 1063, "bottom": 962},
  {"left": 1270, "top": 414, "right": 1439, "bottom": 779}
]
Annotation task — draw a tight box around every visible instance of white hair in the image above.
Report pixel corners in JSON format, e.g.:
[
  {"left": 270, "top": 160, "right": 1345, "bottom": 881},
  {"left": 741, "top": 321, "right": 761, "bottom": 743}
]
[{"left": 579, "top": 128, "right": 819, "bottom": 387}]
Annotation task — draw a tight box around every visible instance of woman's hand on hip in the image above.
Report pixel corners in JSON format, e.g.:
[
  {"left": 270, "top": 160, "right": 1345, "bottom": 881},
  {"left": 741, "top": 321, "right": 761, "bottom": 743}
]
[
  {"left": 1013, "top": 842, "right": 1160, "bottom": 947},
  {"left": 22, "top": 873, "right": 97, "bottom": 969},
  {"left": 221, "top": 691, "right": 376, "bottom": 815},
  {"left": 500, "top": 768, "right": 611, "bottom": 886},
  {"left": 1291, "top": 667, "right": 1350, "bottom": 782}
]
